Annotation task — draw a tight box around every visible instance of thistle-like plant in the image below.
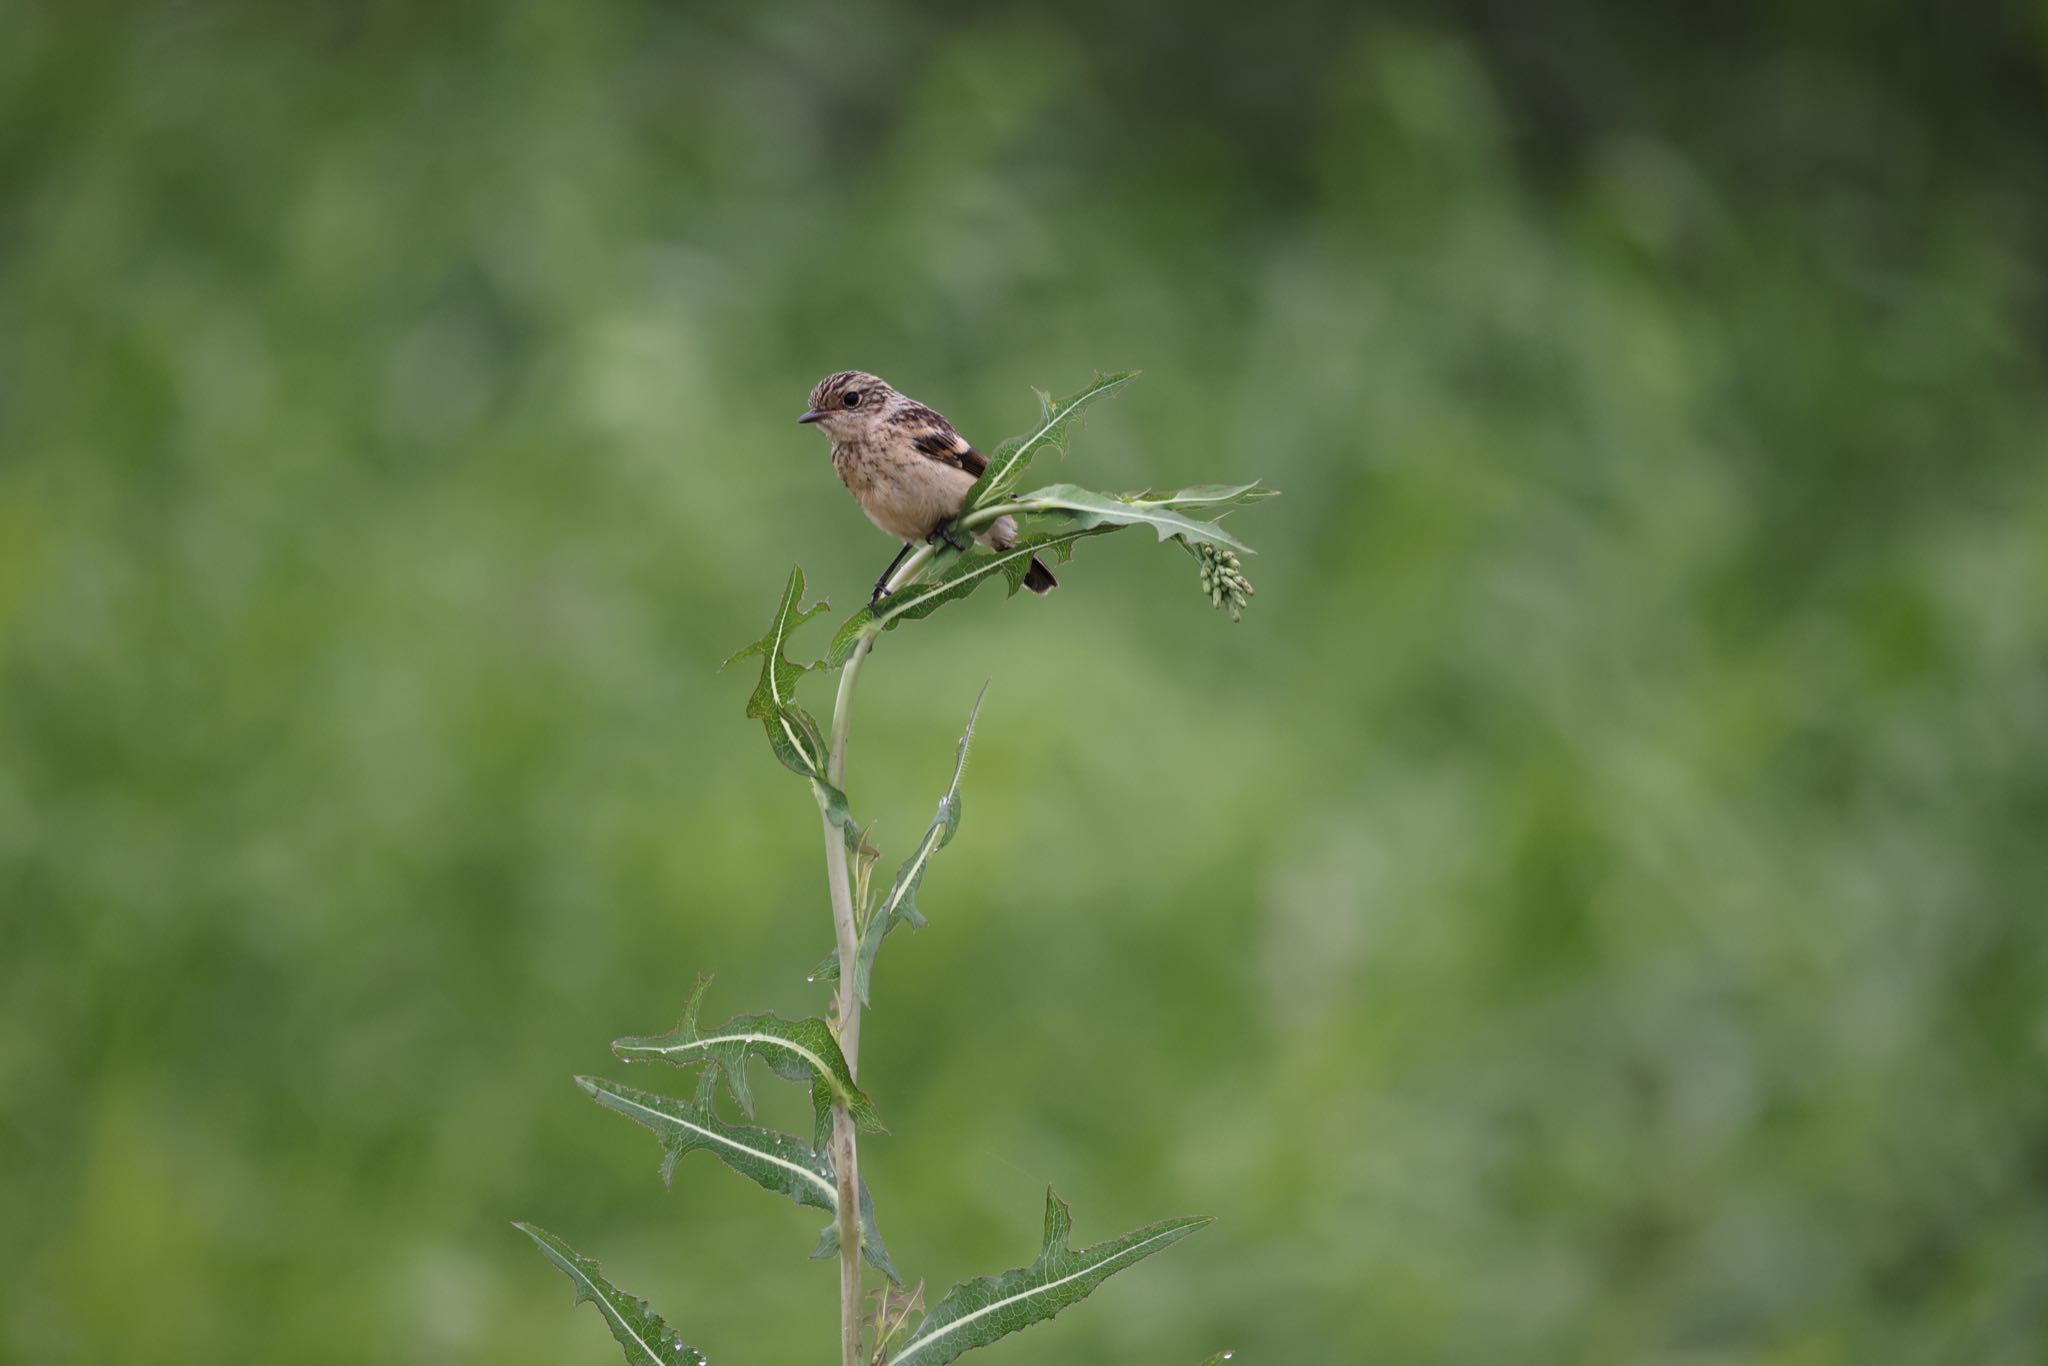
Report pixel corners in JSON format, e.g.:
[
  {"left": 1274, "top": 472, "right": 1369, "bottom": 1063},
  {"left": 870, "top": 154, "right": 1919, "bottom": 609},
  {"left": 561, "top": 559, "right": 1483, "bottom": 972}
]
[{"left": 519, "top": 372, "right": 1267, "bottom": 1366}]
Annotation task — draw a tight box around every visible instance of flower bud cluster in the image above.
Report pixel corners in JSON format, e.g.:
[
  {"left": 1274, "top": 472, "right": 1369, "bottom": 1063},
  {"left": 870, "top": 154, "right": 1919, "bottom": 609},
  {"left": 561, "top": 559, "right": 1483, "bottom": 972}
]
[{"left": 1190, "top": 540, "right": 1254, "bottom": 622}]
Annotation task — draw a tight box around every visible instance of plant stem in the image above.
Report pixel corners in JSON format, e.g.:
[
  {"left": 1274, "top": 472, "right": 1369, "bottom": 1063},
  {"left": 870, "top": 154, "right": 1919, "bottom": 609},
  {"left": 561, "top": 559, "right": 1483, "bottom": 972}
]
[
  {"left": 818, "top": 663, "right": 866, "bottom": 1366},
  {"left": 817, "top": 605, "right": 882, "bottom": 1366},
  {"left": 824, "top": 643, "right": 870, "bottom": 1067},
  {"left": 816, "top": 504, "right": 1025, "bottom": 1366},
  {"left": 821, "top": 864, "right": 864, "bottom": 1366}
]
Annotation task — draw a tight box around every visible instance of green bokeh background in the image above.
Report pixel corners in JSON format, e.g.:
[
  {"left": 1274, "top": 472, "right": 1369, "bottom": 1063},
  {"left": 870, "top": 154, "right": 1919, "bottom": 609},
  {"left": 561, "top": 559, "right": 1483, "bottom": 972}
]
[{"left": 4, "top": 3, "right": 2046, "bottom": 1362}]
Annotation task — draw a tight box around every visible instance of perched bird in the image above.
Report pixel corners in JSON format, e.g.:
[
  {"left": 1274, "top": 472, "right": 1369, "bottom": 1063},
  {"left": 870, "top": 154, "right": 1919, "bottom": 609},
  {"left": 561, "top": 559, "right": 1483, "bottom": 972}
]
[{"left": 799, "top": 370, "right": 1058, "bottom": 605}]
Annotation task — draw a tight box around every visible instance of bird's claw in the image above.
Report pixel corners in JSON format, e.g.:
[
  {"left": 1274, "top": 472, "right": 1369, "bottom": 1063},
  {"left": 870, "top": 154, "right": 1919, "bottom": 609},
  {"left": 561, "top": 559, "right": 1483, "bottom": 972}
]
[{"left": 926, "top": 522, "right": 970, "bottom": 554}]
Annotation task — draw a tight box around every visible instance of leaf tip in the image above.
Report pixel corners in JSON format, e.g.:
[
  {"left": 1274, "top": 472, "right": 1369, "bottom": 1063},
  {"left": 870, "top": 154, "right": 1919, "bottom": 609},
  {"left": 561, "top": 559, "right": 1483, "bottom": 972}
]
[
  {"left": 682, "top": 973, "right": 714, "bottom": 1029},
  {"left": 1040, "top": 1185, "right": 1075, "bottom": 1250}
]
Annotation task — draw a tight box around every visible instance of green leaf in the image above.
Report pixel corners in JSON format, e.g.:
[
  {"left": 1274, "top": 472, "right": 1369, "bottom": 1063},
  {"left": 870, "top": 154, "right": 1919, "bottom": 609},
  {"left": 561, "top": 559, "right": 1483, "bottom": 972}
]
[
  {"left": 578, "top": 1074, "right": 901, "bottom": 1283},
  {"left": 822, "top": 481, "right": 1272, "bottom": 667},
  {"left": 1015, "top": 482, "right": 1272, "bottom": 553},
  {"left": 725, "top": 565, "right": 833, "bottom": 781},
  {"left": 514, "top": 1222, "right": 707, "bottom": 1366},
  {"left": 817, "top": 688, "right": 983, "bottom": 1003},
  {"left": 882, "top": 1189, "right": 1211, "bottom": 1366},
  {"left": 612, "top": 975, "right": 884, "bottom": 1132},
  {"left": 726, "top": 568, "right": 875, "bottom": 862},
  {"left": 828, "top": 526, "right": 1116, "bottom": 667},
  {"left": 1134, "top": 482, "right": 1276, "bottom": 509},
  {"left": 815, "top": 774, "right": 879, "bottom": 878},
  {"left": 962, "top": 371, "right": 1139, "bottom": 515},
  {"left": 1196, "top": 1354, "right": 1238, "bottom": 1365}
]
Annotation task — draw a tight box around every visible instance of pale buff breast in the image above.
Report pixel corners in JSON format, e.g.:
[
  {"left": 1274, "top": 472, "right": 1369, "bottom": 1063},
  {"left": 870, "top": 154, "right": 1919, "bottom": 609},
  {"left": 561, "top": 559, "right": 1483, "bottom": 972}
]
[{"left": 833, "top": 439, "right": 980, "bottom": 543}]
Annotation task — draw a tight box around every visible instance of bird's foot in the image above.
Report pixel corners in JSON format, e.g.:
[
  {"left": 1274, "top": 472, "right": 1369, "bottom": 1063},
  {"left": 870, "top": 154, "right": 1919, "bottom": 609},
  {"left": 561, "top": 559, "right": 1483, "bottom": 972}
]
[{"left": 926, "top": 521, "right": 971, "bottom": 554}]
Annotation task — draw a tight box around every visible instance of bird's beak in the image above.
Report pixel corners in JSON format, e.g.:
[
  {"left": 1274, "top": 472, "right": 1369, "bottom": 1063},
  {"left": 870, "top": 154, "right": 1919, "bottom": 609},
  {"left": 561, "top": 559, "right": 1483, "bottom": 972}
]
[{"left": 796, "top": 410, "right": 824, "bottom": 425}]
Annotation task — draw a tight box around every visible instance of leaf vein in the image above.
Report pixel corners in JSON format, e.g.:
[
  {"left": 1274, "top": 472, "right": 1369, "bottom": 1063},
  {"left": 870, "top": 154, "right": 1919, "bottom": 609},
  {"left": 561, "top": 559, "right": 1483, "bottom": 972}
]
[
  {"left": 600, "top": 1089, "right": 837, "bottom": 1202},
  {"left": 630, "top": 1030, "right": 836, "bottom": 1084},
  {"left": 883, "top": 1224, "right": 1193, "bottom": 1366}
]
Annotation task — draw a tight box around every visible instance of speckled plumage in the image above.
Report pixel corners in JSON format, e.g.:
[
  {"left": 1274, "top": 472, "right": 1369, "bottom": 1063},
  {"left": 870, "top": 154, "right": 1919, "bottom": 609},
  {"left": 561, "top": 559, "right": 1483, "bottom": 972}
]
[{"left": 800, "top": 371, "right": 1056, "bottom": 597}]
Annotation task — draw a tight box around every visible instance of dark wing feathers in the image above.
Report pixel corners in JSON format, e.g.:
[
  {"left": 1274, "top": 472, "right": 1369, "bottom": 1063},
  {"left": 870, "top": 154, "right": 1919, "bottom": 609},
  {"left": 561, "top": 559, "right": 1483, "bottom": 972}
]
[{"left": 898, "top": 406, "right": 988, "bottom": 475}]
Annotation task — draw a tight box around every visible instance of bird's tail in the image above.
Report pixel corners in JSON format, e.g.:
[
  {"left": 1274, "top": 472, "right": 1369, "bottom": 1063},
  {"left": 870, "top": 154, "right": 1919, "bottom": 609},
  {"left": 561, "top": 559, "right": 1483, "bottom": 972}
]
[{"left": 986, "top": 514, "right": 1058, "bottom": 594}]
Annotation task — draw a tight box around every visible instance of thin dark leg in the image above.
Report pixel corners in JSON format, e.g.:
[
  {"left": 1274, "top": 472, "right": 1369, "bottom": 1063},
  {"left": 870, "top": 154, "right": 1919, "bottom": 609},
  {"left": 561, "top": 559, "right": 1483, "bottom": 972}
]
[{"left": 870, "top": 542, "right": 914, "bottom": 606}]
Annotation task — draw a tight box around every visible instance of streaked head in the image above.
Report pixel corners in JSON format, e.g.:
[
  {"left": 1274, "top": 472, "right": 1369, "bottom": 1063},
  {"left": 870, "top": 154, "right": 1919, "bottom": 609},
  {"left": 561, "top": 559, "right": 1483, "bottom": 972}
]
[{"left": 798, "top": 370, "right": 901, "bottom": 439}]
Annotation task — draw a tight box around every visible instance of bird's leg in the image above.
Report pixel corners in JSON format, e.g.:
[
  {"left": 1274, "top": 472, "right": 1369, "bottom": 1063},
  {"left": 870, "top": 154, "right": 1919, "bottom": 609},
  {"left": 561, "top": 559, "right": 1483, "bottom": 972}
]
[
  {"left": 870, "top": 542, "right": 914, "bottom": 607},
  {"left": 925, "top": 520, "right": 971, "bottom": 554}
]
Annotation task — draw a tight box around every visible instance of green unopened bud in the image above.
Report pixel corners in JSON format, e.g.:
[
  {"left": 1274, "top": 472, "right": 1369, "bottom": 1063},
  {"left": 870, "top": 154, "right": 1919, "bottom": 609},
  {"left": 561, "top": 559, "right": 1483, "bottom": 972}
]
[{"left": 1182, "top": 537, "right": 1254, "bottom": 622}]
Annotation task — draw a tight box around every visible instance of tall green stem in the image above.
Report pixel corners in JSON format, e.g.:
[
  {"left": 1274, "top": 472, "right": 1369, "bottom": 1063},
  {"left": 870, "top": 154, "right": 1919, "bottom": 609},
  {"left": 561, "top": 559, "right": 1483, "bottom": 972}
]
[
  {"left": 817, "top": 502, "right": 1026, "bottom": 1366},
  {"left": 819, "top": 645, "right": 868, "bottom": 1366}
]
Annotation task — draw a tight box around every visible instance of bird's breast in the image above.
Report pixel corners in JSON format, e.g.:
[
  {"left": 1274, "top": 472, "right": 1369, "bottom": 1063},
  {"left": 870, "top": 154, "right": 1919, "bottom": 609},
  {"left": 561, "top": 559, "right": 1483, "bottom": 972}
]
[{"left": 832, "top": 438, "right": 974, "bottom": 542}]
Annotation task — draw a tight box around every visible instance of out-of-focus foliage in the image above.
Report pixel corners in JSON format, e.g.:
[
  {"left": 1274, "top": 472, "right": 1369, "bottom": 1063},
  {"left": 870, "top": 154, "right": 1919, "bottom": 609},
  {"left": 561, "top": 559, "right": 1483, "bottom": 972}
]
[{"left": 2, "top": 2, "right": 2046, "bottom": 1364}]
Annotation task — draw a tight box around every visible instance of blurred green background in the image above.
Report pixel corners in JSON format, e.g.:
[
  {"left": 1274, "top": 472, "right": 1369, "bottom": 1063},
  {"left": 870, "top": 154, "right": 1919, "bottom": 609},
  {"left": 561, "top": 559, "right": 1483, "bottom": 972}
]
[{"left": 5, "top": 2, "right": 2047, "bottom": 1362}]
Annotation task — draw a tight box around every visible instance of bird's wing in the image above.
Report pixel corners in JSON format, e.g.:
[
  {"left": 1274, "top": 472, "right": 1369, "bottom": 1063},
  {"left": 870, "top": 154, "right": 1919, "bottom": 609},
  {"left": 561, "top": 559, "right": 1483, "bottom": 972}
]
[
  {"left": 900, "top": 407, "right": 988, "bottom": 476},
  {"left": 920, "top": 436, "right": 987, "bottom": 477}
]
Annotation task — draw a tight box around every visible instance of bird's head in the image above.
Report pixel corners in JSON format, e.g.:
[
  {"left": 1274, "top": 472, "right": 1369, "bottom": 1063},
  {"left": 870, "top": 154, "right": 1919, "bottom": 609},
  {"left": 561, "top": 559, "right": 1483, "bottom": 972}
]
[{"left": 798, "top": 371, "right": 901, "bottom": 440}]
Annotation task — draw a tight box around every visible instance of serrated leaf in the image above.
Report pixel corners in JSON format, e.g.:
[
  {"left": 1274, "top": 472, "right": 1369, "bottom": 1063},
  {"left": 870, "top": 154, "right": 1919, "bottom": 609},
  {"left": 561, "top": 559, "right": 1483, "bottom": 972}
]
[
  {"left": 962, "top": 371, "right": 1139, "bottom": 515},
  {"left": 514, "top": 1222, "right": 708, "bottom": 1366},
  {"left": 578, "top": 1075, "right": 901, "bottom": 1283},
  {"left": 883, "top": 1189, "right": 1210, "bottom": 1366},
  {"left": 1136, "top": 482, "right": 1277, "bottom": 509},
  {"left": 810, "top": 1175, "right": 897, "bottom": 1279},
  {"left": 816, "top": 688, "right": 983, "bottom": 1002},
  {"left": 726, "top": 565, "right": 833, "bottom": 781},
  {"left": 815, "top": 774, "right": 879, "bottom": 873},
  {"left": 828, "top": 526, "right": 1116, "bottom": 666},
  {"left": 827, "top": 609, "right": 875, "bottom": 670},
  {"left": 613, "top": 976, "right": 884, "bottom": 1132},
  {"left": 1015, "top": 483, "right": 1270, "bottom": 552}
]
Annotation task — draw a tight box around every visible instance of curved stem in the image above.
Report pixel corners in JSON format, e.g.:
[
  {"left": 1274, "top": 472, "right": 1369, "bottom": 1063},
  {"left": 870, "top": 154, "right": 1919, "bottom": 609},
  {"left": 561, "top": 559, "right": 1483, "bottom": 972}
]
[
  {"left": 854, "top": 499, "right": 1033, "bottom": 637},
  {"left": 818, "top": 506, "right": 1020, "bottom": 1366}
]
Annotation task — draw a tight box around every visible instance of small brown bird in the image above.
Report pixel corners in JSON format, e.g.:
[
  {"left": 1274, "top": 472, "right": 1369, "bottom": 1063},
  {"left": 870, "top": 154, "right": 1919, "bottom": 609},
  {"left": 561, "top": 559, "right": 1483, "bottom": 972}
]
[{"left": 799, "top": 370, "right": 1058, "bottom": 605}]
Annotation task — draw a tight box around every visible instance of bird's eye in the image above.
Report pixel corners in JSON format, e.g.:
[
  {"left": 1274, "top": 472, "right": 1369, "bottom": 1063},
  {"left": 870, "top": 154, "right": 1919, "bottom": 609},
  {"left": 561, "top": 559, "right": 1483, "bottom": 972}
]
[{"left": 843, "top": 390, "right": 863, "bottom": 408}]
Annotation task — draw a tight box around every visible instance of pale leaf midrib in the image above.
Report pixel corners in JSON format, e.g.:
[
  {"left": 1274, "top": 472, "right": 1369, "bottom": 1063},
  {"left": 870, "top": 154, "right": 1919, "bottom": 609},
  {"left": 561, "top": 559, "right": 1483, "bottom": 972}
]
[
  {"left": 980, "top": 400, "right": 1074, "bottom": 497},
  {"left": 881, "top": 825, "right": 945, "bottom": 919},
  {"left": 624, "top": 1030, "right": 835, "bottom": 1085},
  {"left": 595, "top": 1086, "right": 836, "bottom": 1202},
  {"left": 877, "top": 536, "right": 1079, "bottom": 626},
  {"left": 529, "top": 1233, "right": 666, "bottom": 1366},
  {"left": 976, "top": 376, "right": 1127, "bottom": 503},
  {"left": 777, "top": 712, "right": 820, "bottom": 772},
  {"left": 762, "top": 572, "right": 830, "bottom": 714},
  {"left": 1021, "top": 496, "right": 1251, "bottom": 548},
  {"left": 766, "top": 581, "right": 798, "bottom": 710},
  {"left": 883, "top": 1223, "right": 1194, "bottom": 1366}
]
